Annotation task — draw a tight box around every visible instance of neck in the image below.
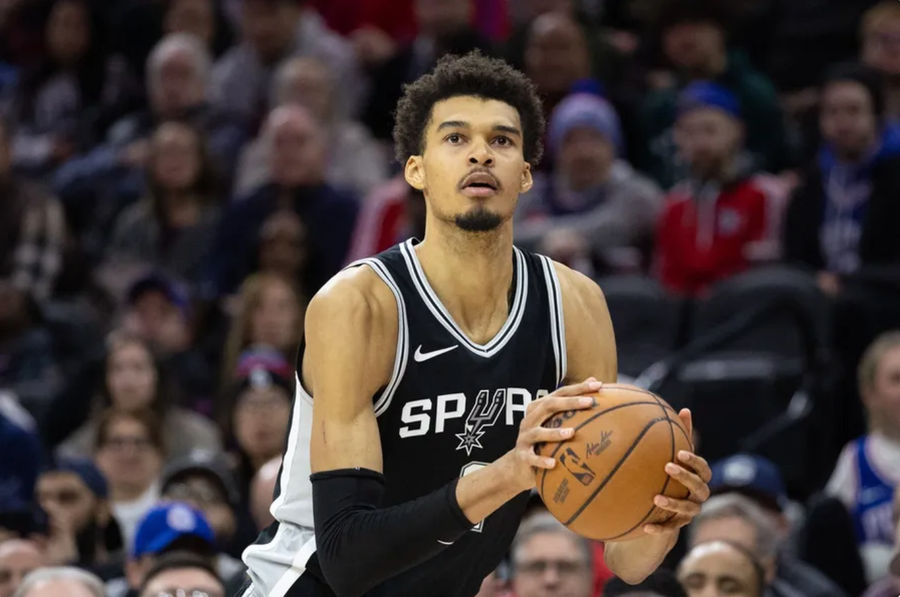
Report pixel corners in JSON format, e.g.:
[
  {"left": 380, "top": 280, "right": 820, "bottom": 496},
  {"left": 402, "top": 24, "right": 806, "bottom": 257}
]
[
  {"left": 162, "top": 192, "right": 201, "bottom": 227},
  {"left": 110, "top": 482, "right": 150, "bottom": 503},
  {"left": 415, "top": 218, "right": 514, "bottom": 345},
  {"left": 688, "top": 51, "right": 727, "bottom": 79}
]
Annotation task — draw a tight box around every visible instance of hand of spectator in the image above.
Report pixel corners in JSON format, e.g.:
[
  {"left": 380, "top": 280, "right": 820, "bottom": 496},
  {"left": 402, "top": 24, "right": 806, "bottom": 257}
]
[
  {"left": 816, "top": 271, "right": 841, "bottom": 297},
  {"left": 351, "top": 26, "right": 397, "bottom": 66},
  {"left": 41, "top": 506, "right": 79, "bottom": 565}
]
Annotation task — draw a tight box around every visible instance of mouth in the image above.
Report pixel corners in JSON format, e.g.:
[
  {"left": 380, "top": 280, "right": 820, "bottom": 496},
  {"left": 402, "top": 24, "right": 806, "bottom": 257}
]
[{"left": 459, "top": 171, "right": 500, "bottom": 197}]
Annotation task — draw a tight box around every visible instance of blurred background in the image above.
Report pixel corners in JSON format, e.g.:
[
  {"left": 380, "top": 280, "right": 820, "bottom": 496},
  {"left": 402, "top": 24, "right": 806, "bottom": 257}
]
[{"left": 0, "top": 0, "right": 898, "bottom": 596}]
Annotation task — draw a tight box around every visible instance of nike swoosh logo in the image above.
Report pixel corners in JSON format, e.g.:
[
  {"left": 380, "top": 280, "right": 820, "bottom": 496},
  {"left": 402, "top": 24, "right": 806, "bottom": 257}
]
[
  {"left": 437, "top": 539, "right": 455, "bottom": 546},
  {"left": 414, "top": 344, "right": 459, "bottom": 362}
]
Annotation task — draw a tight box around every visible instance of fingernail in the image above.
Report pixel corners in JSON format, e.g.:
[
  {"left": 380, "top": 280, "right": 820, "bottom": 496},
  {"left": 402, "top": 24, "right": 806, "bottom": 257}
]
[
  {"left": 561, "top": 428, "right": 574, "bottom": 437},
  {"left": 644, "top": 525, "right": 658, "bottom": 535},
  {"left": 678, "top": 451, "right": 690, "bottom": 461},
  {"left": 655, "top": 496, "right": 668, "bottom": 507},
  {"left": 580, "top": 396, "right": 594, "bottom": 406},
  {"left": 588, "top": 381, "right": 602, "bottom": 390},
  {"left": 545, "top": 458, "right": 556, "bottom": 467},
  {"left": 665, "top": 463, "right": 679, "bottom": 474}
]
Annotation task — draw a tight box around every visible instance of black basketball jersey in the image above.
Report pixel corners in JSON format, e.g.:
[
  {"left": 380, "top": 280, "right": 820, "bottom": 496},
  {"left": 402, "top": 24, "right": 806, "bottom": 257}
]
[{"left": 241, "top": 239, "right": 567, "bottom": 597}]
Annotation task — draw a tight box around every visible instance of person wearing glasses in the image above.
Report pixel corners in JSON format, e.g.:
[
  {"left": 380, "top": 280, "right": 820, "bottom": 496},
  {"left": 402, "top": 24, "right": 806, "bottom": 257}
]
[
  {"left": 138, "top": 551, "right": 225, "bottom": 597},
  {"left": 92, "top": 409, "right": 165, "bottom": 552},
  {"left": 510, "top": 512, "right": 594, "bottom": 597}
]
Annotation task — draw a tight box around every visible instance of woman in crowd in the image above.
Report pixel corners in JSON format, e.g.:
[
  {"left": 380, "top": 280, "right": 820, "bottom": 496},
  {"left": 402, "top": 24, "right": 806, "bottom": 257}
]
[
  {"left": 58, "top": 331, "right": 221, "bottom": 460},
  {"left": 220, "top": 273, "right": 304, "bottom": 388},
  {"left": 105, "top": 121, "right": 221, "bottom": 285}
]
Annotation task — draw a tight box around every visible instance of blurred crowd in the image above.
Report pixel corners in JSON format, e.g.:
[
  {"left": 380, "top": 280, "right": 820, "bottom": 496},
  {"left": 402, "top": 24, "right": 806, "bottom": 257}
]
[{"left": 0, "top": 0, "right": 899, "bottom": 596}]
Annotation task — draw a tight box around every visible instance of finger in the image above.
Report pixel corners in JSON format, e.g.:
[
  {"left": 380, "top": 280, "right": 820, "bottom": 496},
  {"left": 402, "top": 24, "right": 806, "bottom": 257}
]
[
  {"left": 643, "top": 515, "right": 691, "bottom": 535},
  {"left": 525, "top": 451, "right": 558, "bottom": 470},
  {"left": 665, "top": 463, "right": 711, "bottom": 502},
  {"left": 520, "top": 425, "right": 575, "bottom": 447},
  {"left": 677, "top": 450, "right": 712, "bottom": 484},
  {"left": 653, "top": 495, "right": 702, "bottom": 517},
  {"left": 523, "top": 395, "right": 595, "bottom": 428},
  {"left": 548, "top": 378, "right": 603, "bottom": 398},
  {"left": 677, "top": 408, "right": 693, "bottom": 441}
]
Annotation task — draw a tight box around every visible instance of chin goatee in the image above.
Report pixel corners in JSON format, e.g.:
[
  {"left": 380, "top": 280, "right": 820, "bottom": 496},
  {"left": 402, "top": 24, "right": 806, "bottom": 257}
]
[{"left": 454, "top": 208, "right": 502, "bottom": 232}]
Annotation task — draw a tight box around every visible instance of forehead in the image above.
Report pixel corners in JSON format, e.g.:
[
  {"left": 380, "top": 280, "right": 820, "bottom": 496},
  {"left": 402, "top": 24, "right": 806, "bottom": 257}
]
[
  {"left": 519, "top": 531, "right": 580, "bottom": 558},
  {"left": 682, "top": 545, "right": 755, "bottom": 578},
  {"left": 38, "top": 471, "right": 88, "bottom": 490},
  {"left": 822, "top": 81, "right": 872, "bottom": 106},
  {"left": 678, "top": 107, "right": 738, "bottom": 128},
  {"left": 427, "top": 96, "right": 521, "bottom": 133},
  {"left": 146, "top": 567, "right": 220, "bottom": 590}
]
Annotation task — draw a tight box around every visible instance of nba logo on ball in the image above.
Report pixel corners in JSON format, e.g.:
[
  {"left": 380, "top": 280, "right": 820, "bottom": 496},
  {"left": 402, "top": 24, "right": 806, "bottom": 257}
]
[{"left": 535, "top": 384, "right": 692, "bottom": 541}]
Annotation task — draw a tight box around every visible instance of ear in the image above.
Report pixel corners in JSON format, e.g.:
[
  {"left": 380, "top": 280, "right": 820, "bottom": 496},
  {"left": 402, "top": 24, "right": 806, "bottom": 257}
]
[
  {"left": 404, "top": 155, "right": 425, "bottom": 191},
  {"left": 519, "top": 163, "right": 533, "bottom": 193}
]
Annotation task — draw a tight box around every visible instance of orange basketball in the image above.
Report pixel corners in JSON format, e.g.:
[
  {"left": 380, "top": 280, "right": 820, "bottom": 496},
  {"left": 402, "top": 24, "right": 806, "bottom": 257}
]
[{"left": 535, "top": 383, "right": 693, "bottom": 541}]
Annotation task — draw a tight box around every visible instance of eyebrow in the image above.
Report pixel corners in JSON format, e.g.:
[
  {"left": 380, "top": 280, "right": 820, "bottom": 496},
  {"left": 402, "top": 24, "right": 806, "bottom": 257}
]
[{"left": 436, "top": 121, "right": 522, "bottom": 137}]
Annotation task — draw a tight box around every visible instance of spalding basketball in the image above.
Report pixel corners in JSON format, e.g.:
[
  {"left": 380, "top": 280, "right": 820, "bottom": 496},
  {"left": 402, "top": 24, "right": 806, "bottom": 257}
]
[{"left": 535, "top": 383, "right": 693, "bottom": 541}]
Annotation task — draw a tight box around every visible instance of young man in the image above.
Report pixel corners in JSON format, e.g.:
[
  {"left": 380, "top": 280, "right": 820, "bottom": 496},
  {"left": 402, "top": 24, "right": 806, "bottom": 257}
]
[{"left": 241, "top": 52, "right": 711, "bottom": 597}]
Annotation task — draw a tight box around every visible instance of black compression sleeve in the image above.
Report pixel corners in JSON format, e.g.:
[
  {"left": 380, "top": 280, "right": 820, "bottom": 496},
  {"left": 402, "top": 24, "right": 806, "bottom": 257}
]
[{"left": 311, "top": 468, "right": 473, "bottom": 597}]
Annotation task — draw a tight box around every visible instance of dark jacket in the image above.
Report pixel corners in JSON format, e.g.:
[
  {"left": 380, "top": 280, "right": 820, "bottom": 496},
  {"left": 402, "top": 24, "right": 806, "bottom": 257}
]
[{"left": 784, "top": 133, "right": 900, "bottom": 273}]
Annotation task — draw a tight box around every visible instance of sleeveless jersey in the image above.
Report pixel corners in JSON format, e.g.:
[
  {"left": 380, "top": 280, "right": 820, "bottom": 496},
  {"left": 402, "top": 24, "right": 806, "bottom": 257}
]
[
  {"left": 851, "top": 437, "right": 896, "bottom": 545},
  {"left": 241, "top": 239, "right": 567, "bottom": 597}
]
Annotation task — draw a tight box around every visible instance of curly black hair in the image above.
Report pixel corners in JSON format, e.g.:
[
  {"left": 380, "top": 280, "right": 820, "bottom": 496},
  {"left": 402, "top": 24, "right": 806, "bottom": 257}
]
[{"left": 392, "top": 51, "right": 545, "bottom": 166}]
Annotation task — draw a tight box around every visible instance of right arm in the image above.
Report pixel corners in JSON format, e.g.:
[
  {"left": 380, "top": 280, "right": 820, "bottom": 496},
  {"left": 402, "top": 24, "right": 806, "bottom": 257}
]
[{"left": 306, "top": 268, "right": 597, "bottom": 596}]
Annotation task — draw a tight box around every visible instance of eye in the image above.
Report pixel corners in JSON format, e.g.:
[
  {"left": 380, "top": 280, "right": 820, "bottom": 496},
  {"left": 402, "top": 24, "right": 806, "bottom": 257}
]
[
  {"left": 445, "top": 133, "right": 464, "bottom": 144},
  {"left": 493, "top": 135, "right": 512, "bottom": 146}
]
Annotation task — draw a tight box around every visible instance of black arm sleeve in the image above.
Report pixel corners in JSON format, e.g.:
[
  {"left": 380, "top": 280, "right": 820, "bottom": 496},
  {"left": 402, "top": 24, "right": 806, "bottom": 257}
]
[{"left": 311, "top": 468, "right": 473, "bottom": 597}]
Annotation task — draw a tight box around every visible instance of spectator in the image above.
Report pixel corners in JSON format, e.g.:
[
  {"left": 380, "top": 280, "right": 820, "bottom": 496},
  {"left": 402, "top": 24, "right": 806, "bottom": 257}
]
[
  {"left": 234, "top": 56, "right": 388, "bottom": 198},
  {"left": 362, "top": 0, "right": 492, "bottom": 139},
  {"left": 677, "top": 540, "right": 765, "bottom": 597},
  {"left": 654, "top": 82, "right": 769, "bottom": 296},
  {"left": 639, "top": 0, "right": 788, "bottom": 188},
  {"left": 784, "top": 64, "right": 900, "bottom": 291},
  {"left": 0, "top": 540, "right": 47, "bottom": 597},
  {"left": 0, "top": 118, "right": 66, "bottom": 302},
  {"left": 105, "top": 121, "right": 222, "bottom": 286},
  {"left": 473, "top": 568, "right": 507, "bottom": 597},
  {"left": 91, "top": 409, "right": 164, "bottom": 551},
  {"left": 58, "top": 331, "right": 220, "bottom": 461},
  {"left": 35, "top": 459, "right": 122, "bottom": 574},
  {"left": 827, "top": 331, "right": 900, "bottom": 582},
  {"left": 347, "top": 176, "right": 427, "bottom": 260},
  {"left": 510, "top": 512, "right": 593, "bottom": 597},
  {"left": 860, "top": 488, "right": 899, "bottom": 597},
  {"left": 248, "top": 456, "right": 280, "bottom": 532},
  {"left": 137, "top": 551, "right": 225, "bottom": 597},
  {"left": 159, "top": 450, "right": 255, "bottom": 559},
  {"left": 12, "top": 566, "right": 104, "bottom": 597},
  {"left": 119, "top": 274, "right": 217, "bottom": 402},
  {"left": 53, "top": 33, "right": 247, "bottom": 261},
  {"left": 221, "top": 360, "right": 293, "bottom": 505},
  {"left": 603, "top": 569, "right": 688, "bottom": 597},
  {"left": 164, "top": 0, "right": 235, "bottom": 60},
  {"left": 523, "top": 12, "right": 592, "bottom": 120},
  {"left": 0, "top": 396, "right": 43, "bottom": 524},
  {"left": 205, "top": 105, "right": 359, "bottom": 297},
  {"left": 860, "top": 2, "right": 900, "bottom": 123},
  {"left": 211, "top": 0, "right": 361, "bottom": 123},
  {"left": 113, "top": 503, "right": 217, "bottom": 597},
  {"left": 221, "top": 278, "right": 303, "bottom": 387},
  {"left": 515, "top": 92, "right": 662, "bottom": 275},
  {"left": 255, "top": 210, "right": 308, "bottom": 284},
  {"left": 690, "top": 494, "right": 846, "bottom": 597},
  {"left": 9, "top": 0, "right": 113, "bottom": 174}
]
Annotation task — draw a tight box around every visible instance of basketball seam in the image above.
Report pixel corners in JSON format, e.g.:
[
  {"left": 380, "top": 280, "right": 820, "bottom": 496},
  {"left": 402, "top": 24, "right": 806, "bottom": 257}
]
[
  {"left": 537, "top": 400, "right": 664, "bottom": 497},
  {"left": 600, "top": 391, "right": 680, "bottom": 541},
  {"left": 563, "top": 416, "right": 671, "bottom": 526}
]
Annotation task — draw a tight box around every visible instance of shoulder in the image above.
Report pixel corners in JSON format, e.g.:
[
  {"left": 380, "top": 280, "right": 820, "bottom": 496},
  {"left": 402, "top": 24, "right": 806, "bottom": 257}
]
[
  {"left": 552, "top": 261, "right": 607, "bottom": 313},
  {"left": 306, "top": 264, "right": 397, "bottom": 339}
]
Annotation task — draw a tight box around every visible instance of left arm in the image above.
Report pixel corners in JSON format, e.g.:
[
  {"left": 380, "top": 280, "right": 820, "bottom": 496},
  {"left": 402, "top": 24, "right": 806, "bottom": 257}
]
[{"left": 554, "top": 263, "right": 711, "bottom": 584}]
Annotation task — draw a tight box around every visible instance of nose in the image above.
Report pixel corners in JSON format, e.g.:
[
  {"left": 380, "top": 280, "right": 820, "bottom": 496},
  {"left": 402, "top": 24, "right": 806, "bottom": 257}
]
[{"left": 467, "top": 138, "right": 494, "bottom": 166}]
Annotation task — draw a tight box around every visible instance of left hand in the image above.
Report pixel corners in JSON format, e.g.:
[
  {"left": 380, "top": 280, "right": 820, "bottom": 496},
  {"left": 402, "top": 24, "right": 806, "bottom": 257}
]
[{"left": 643, "top": 408, "right": 711, "bottom": 536}]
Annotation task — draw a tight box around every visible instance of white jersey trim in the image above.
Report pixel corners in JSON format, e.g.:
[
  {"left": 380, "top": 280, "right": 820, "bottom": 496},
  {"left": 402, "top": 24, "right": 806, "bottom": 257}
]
[
  {"left": 539, "top": 256, "right": 567, "bottom": 386},
  {"left": 399, "top": 239, "right": 528, "bottom": 358}
]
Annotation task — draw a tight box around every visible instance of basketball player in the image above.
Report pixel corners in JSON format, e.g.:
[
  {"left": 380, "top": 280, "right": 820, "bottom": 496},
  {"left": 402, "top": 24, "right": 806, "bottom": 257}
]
[{"left": 241, "top": 52, "right": 712, "bottom": 597}]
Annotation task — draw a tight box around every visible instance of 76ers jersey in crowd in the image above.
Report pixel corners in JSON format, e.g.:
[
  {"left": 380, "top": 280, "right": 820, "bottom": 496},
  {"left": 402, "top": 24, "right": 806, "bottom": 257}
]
[{"left": 242, "top": 239, "right": 567, "bottom": 597}]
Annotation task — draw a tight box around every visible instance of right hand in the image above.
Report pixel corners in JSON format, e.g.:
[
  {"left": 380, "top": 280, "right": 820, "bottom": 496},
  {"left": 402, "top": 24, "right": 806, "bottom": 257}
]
[{"left": 505, "top": 377, "right": 602, "bottom": 492}]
